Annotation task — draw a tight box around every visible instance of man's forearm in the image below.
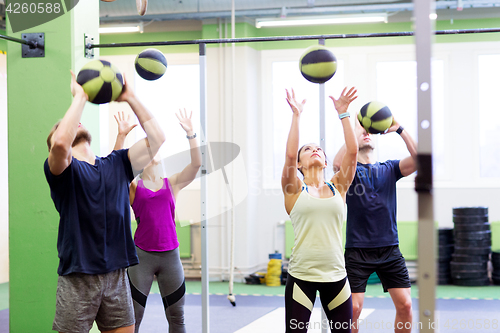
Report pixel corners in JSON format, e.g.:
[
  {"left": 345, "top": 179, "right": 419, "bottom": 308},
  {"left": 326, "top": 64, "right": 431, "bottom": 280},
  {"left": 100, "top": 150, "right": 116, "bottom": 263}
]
[
  {"left": 127, "top": 96, "right": 165, "bottom": 153},
  {"left": 113, "top": 133, "right": 127, "bottom": 151},
  {"left": 400, "top": 129, "right": 417, "bottom": 159},
  {"left": 52, "top": 94, "right": 87, "bottom": 148}
]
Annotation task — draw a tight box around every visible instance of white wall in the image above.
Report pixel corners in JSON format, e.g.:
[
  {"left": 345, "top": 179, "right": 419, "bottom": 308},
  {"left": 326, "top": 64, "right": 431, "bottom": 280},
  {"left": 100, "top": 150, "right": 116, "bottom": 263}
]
[
  {"left": 0, "top": 53, "right": 8, "bottom": 283},
  {"left": 102, "top": 40, "right": 500, "bottom": 282}
]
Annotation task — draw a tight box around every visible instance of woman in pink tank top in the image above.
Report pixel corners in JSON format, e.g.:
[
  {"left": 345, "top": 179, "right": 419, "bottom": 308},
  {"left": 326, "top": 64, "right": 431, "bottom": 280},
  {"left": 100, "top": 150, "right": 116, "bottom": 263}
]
[{"left": 114, "top": 109, "right": 201, "bottom": 333}]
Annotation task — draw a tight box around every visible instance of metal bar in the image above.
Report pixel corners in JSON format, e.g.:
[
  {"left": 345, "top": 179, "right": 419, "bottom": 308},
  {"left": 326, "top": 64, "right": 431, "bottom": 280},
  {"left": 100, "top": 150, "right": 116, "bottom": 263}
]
[
  {"left": 199, "top": 42, "right": 210, "bottom": 333},
  {"left": 319, "top": 38, "right": 326, "bottom": 156},
  {"left": 88, "top": 28, "right": 500, "bottom": 49},
  {"left": 318, "top": 37, "right": 328, "bottom": 333},
  {"left": 414, "top": 0, "right": 436, "bottom": 332},
  {"left": 226, "top": 0, "right": 237, "bottom": 307},
  {"left": 0, "top": 33, "right": 31, "bottom": 46}
]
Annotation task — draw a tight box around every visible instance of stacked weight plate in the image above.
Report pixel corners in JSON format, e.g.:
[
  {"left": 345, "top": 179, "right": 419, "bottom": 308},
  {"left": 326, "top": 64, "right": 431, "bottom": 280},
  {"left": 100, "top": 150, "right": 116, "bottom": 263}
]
[
  {"left": 492, "top": 252, "right": 500, "bottom": 285},
  {"left": 437, "top": 228, "right": 454, "bottom": 285},
  {"left": 451, "top": 207, "right": 491, "bottom": 286}
]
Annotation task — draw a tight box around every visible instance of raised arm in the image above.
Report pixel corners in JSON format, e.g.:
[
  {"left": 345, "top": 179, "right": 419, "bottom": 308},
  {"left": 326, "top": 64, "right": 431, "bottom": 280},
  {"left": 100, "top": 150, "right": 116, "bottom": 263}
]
[
  {"left": 113, "top": 111, "right": 137, "bottom": 151},
  {"left": 129, "top": 180, "right": 138, "bottom": 206},
  {"left": 333, "top": 116, "right": 364, "bottom": 173},
  {"left": 385, "top": 118, "right": 417, "bottom": 177},
  {"left": 330, "top": 87, "right": 358, "bottom": 198},
  {"left": 48, "top": 71, "right": 88, "bottom": 175},
  {"left": 169, "top": 109, "right": 202, "bottom": 197},
  {"left": 117, "top": 76, "right": 166, "bottom": 171},
  {"left": 282, "top": 89, "right": 305, "bottom": 213},
  {"left": 332, "top": 144, "right": 347, "bottom": 174}
]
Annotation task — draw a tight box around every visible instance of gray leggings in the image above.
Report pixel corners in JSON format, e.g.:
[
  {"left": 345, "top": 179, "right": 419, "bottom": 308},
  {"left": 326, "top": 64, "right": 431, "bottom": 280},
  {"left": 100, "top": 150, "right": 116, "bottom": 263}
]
[{"left": 128, "top": 246, "right": 186, "bottom": 333}]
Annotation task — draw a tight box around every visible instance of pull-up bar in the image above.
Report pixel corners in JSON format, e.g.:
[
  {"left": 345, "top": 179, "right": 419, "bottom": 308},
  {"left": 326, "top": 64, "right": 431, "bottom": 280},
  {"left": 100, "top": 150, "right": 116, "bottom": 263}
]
[
  {"left": 87, "top": 27, "right": 500, "bottom": 50},
  {"left": 0, "top": 33, "right": 33, "bottom": 46},
  {"left": 0, "top": 33, "right": 45, "bottom": 58}
]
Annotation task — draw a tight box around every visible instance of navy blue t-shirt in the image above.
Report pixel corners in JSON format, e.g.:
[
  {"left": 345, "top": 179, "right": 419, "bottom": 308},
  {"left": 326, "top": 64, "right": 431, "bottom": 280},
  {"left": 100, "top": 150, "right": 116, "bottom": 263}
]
[
  {"left": 44, "top": 149, "right": 138, "bottom": 276},
  {"left": 345, "top": 160, "right": 403, "bottom": 248}
]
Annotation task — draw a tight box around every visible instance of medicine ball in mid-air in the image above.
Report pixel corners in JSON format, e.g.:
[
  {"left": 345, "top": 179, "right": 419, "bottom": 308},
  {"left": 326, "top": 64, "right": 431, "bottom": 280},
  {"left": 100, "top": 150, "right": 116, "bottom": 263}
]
[
  {"left": 299, "top": 45, "right": 337, "bottom": 84},
  {"left": 358, "top": 101, "right": 393, "bottom": 134},
  {"left": 76, "top": 60, "right": 123, "bottom": 104},
  {"left": 135, "top": 48, "right": 168, "bottom": 81}
]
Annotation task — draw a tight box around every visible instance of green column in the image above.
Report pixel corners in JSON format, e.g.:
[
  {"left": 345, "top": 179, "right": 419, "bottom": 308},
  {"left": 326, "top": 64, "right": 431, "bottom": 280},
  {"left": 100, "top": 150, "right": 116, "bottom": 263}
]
[{"left": 7, "top": 1, "right": 99, "bottom": 332}]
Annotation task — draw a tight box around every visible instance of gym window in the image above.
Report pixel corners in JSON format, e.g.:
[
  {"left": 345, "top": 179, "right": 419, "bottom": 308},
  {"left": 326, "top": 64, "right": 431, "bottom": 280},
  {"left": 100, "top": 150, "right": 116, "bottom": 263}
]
[
  {"left": 134, "top": 63, "right": 201, "bottom": 178},
  {"left": 265, "top": 56, "right": 345, "bottom": 186},
  {"left": 478, "top": 54, "right": 500, "bottom": 178},
  {"left": 375, "top": 59, "right": 446, "bottom": 180}
]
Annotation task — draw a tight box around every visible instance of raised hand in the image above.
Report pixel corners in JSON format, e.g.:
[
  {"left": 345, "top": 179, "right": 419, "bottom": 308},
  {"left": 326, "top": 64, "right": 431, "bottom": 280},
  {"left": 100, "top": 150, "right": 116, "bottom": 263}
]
[
  {"left": 70, "top": 70, "right": 88, "bottom": 100},
  {"left": 176, "top": 108, "right": 194, "bottom": 133},
  {"left": 383, "top": 116, "right": 401, "bottom": 134},
  {"left": 116, "top": 74, "right": 135, "bottom": 103},
  {"left": 114, "top": 111, "right": 137, "bottom": 136},
  {"left": 329, "top": 87, "right": 358, "bottom": 115},
  {"left": 286, "top": 88, "right": 306, "bottom": 116}
]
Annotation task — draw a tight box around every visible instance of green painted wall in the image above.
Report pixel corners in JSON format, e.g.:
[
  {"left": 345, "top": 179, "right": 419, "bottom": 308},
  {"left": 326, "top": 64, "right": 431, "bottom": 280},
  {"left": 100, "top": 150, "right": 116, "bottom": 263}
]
[
  {"left": 0, "top": 29, "right": 6, "bottom": 53},
  {"left": 7, "top": 0, "right": 99, "bottom": 331},
  {"left": 99, "top": 18, "right": 500, "bottom": 56}
]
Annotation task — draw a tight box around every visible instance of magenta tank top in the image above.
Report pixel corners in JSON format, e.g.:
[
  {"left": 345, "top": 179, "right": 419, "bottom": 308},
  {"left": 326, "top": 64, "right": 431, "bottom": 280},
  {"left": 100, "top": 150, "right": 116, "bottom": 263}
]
[{"left": 132, "top": 178, "right": 179, "bottom": 252}]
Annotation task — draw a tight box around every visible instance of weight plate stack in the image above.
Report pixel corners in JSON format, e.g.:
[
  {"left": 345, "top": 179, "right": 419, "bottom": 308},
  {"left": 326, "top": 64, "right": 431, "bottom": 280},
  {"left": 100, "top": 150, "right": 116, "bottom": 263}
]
[
  {"left": 451, "top": 207, "right": 491, "bottom": 286},
  {"left": 452, "top": 207, "right": 489, "bottom": 216},
  {"left": 451, "top": 253, "right": 489, "bottom": 263},
  {"left": 437, "top": 228, "right": 454, "bottom": 285},
  {"left": 451, "top": 277, "right": 491, "bottom": 286},
  {"left": 492, "top": 251, "right": 500, "bottom": 285}
]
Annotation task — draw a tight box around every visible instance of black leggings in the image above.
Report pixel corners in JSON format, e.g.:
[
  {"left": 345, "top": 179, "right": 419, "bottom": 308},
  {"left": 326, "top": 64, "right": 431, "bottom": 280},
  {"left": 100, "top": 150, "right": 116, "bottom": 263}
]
[{"left": 285, "top": 274, "right": 353, "bottom": 333}]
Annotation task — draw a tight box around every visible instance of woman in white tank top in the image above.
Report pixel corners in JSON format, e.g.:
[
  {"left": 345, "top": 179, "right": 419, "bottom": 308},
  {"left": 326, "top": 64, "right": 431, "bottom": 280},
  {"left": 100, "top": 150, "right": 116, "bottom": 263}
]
[{"left": 282, "top": 87, "right": 358, "bottom": 332}]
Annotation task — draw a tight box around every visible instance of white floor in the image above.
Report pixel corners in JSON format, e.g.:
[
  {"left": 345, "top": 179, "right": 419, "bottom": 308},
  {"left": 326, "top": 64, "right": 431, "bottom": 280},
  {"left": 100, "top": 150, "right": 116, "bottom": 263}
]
[{"left": 235, "top": 307, "right": 375, "bottom": 333}]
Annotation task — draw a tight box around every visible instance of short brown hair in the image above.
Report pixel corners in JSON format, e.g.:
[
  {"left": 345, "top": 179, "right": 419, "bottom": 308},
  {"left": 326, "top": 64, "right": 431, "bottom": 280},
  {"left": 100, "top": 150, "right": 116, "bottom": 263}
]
[{"left": 46, "top": 121, "right": 61, "bottom": 152}]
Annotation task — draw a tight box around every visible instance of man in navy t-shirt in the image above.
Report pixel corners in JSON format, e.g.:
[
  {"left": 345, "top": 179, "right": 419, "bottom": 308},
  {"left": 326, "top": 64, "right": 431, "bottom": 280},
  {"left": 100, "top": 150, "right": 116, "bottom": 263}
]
[
  {"left": 334, "top": 118, "right": 417, "bottom": 333},
  {"left": 45, "top": 71, "right": 165, "bottom": 333}
]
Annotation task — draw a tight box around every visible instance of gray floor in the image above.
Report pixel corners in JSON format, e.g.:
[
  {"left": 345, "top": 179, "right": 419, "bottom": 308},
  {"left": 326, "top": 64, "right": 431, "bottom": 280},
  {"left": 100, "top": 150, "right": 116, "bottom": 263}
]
[
  {"left": 136, "top": 295, "right": 500, "bottom": 333},
  {"left": 140, "top": 293, "right": 286, "bottom": 332},
  {"left": 2, "top": 294, "right": 500, "bottom": 332},
  {"left": 0, "top": 309, "right": 7, "bottom": 333}
]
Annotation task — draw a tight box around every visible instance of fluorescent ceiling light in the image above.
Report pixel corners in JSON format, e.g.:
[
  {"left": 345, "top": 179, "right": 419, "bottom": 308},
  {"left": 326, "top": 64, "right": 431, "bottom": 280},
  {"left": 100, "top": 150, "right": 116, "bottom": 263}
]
[
  {"left": 99, "top": 23, "right": 143, "bottom": 34},
  {"left": 255, "top": 14, "right": 388, "bottom": 28}
]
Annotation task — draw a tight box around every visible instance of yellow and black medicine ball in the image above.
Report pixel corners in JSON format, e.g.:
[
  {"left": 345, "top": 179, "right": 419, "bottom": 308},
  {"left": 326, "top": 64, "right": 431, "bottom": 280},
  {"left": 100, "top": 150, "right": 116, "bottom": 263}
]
[
  {"left": 135, "top": 48, "right": 168, "bottom": 81},
  {"left": 76, "top": 60, "right": 124, "bottom": 104},
  {"left": 299, "top": 45, "right": 337, "bottom": 84},
  {"left": 358, "top": 101, "right": 393, "bottom": 134}
]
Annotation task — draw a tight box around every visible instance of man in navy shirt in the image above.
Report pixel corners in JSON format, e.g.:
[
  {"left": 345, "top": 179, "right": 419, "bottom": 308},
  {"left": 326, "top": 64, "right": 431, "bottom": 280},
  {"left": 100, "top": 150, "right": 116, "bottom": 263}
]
[
  {"left": 45, "top": 71, "right": 165, "bottom": 333},
  {"left": 334, "top": 118, "right": 417, "bottom": 333}
]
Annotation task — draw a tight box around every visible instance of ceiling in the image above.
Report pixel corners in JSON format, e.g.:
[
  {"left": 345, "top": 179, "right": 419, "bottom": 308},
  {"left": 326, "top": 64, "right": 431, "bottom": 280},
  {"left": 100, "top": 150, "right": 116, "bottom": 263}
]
[
  {"left": 98, "top": 0, "right": 500, "bottom": 24},
  {"left": 1, "top": 1, "right": 500, "bottom": 31}
]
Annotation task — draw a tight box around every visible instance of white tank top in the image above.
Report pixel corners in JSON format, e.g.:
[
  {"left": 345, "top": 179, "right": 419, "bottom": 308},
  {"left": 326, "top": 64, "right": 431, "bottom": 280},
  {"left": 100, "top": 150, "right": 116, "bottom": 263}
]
[{"left": 288, "top": 182, "right": 347, "bottom": 282}]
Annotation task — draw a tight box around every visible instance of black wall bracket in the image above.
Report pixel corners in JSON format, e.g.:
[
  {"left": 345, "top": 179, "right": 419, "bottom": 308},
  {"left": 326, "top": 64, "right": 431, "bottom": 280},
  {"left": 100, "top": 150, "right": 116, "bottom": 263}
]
[{"left": 22, "top": 33, "right": 44, "bottom": 58}]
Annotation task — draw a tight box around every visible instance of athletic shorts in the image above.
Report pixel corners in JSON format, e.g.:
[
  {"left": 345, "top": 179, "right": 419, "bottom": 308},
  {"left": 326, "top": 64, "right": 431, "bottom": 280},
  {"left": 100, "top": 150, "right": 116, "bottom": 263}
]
[
  {"left": 344, "top": 245, "right": 411, "bottom": 293},
  {"left": 52, "top": 268, "right": 135, "bottom": 333}
]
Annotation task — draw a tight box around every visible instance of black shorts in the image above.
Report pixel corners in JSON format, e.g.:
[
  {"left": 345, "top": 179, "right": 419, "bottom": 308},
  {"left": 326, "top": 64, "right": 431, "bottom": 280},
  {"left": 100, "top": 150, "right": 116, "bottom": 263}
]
[{"left": 344, "top": 245, "right": 411, "bottom": 293}]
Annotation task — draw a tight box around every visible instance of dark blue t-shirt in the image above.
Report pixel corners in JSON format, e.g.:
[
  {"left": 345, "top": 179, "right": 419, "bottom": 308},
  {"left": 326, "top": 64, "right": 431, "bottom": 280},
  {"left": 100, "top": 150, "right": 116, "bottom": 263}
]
[
  {"left": 44, "top": 149, "right": 138, "bottom": 275},
  {"left": 345, "top": 160, "right": 403, "bottom": 248}
]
